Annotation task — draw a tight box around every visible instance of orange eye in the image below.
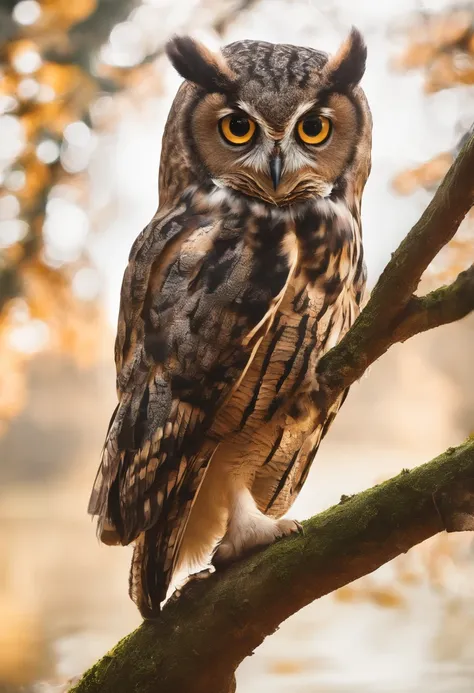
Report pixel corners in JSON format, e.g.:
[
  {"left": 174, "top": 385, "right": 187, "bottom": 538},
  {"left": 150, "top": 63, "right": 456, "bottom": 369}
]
[
  {"left": 297, "top": 115, "right": 331, "bottom": 145},
  {"left": 219, "top": 115, "right": 256, "bottom": 145}
]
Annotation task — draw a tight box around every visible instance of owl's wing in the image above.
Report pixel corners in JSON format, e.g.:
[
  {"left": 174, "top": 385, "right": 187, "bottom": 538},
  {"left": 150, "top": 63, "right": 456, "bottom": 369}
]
[{"left": 88, "top": 204, "right": 296, "bottom": 615}]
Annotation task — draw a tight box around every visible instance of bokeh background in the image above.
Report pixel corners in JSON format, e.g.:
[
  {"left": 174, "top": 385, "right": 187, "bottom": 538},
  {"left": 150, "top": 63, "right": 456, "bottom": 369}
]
[{"left": 1, "top": 1, "right": 474, "bottom": 691}]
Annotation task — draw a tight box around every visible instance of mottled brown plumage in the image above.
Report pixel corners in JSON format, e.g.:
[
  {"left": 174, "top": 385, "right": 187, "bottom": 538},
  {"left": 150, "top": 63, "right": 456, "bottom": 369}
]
[{"left": 88, "top": 29, "right": 372, "bottom": 617}]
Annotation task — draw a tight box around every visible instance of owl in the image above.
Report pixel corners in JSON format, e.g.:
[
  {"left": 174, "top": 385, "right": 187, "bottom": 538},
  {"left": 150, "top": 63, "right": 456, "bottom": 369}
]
[{"left": 88, "top": 29, "right": 372, "bottom": 618}]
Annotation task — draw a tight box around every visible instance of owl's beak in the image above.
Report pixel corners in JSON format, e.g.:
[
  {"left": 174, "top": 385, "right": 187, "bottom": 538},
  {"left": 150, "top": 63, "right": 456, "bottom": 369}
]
[{"left": 269, "top": 150, "right": 282, "bottom": 190}]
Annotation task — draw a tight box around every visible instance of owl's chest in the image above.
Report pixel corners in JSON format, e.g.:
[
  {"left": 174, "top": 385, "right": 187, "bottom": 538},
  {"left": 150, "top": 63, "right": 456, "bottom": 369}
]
[
  {"left": 208, "top": 202, "right": 364, "bottom": 437},
  {"left": 223, "top": 247, "right": 362, "bottom": 437},
  {"left": 252, "top": 275, "right": 354, "bottom": 398},
  {"left": 264, "top": 215, "right": 364, "bottom": 376}
]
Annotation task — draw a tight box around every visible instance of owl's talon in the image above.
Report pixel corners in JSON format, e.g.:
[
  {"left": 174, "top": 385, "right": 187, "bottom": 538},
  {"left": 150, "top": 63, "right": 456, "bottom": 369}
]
[
  {"left": 213, "top": 512, "right": 302, "bottom": 565},
  {"left": 168, "top": 568, "right": 214, "bottom": 605},
  {"left": 275, "top": 517, "right": 303, "bottom": 539},
  {"left": 294, "top": 520, "right": 304, "bottom": 536},
  {"left": 167, "top": 587, "right": 183, "bottom": 605},
  {"left": 187, "top": 567, "right": 215, "bottom": 583},
  {"left": 181, "top": 567, "right": 215, "bottom": 591}
]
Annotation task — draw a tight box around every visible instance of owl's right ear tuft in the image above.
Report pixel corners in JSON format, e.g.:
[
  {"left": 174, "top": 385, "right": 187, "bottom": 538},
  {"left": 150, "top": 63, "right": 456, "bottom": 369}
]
[
  {"left": 323, "top": 27, "right": 367, "bottom": 92},
  {"left": 166, "top": 36, "right": 236, "bottom": 94}
]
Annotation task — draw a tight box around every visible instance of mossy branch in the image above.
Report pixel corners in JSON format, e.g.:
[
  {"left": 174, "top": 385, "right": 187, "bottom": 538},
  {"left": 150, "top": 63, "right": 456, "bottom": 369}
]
[
  {"left": 69, "top": 134, "right": 474, "bottom": 692},
  {"left": 392, "top": 264, "right": 474, "bottom": 341},
  {"left": 71, "top": 440, "right": 474, "bottom": 693}
]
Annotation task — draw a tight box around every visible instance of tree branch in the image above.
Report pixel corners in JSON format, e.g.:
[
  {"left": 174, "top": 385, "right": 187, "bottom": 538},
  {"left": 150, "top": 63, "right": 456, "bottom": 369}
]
[
  {"left": 393, "top": 264, "right": 474, "bottom": 342},
  {"left": 70, "top": 439, "right": 474, "bottom": 693}
]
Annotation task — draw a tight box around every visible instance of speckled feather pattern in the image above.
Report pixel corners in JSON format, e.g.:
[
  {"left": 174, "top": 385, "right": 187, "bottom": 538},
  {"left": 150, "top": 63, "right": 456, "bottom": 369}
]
[{"left": 88, "top": 33, "right": 372, "bottom": 617}]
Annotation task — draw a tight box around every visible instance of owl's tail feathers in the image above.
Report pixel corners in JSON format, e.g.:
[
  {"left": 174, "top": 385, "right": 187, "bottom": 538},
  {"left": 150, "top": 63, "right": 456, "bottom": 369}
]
[
  {"left": 129, "top": 530, "right": 169, "bottom": 618},
  {"left": 128, "top": 446, "right": 218, "bottom": 618},
  {"left": 88, "top": 401, "right": 125, "bottom": 545},
  {"left": 88, "top": 451, "right": 125, "bottom": 547},
  {"left": 97, "top": 516, "right": 121, "bottom": 546}
]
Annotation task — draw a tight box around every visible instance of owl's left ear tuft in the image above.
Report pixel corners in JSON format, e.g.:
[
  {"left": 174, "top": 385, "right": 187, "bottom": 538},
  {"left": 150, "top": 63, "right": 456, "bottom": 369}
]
[
  {"left": 323, "top": 27, "right": 367, "bottom": 92},
  {"left": 166, "top": 36, "right": 236, "bottom": 94}
]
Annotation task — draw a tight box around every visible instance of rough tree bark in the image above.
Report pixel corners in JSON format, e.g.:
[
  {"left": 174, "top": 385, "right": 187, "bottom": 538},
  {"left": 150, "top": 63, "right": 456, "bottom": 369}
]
[{"left": 70, "top": 130, "right": 474, "bottom": 693}]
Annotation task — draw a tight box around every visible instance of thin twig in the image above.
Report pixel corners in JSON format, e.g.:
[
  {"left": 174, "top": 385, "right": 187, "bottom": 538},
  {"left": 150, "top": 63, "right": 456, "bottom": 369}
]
[{"left": 393, "top": 264, "right": 474, "bottom": 341}]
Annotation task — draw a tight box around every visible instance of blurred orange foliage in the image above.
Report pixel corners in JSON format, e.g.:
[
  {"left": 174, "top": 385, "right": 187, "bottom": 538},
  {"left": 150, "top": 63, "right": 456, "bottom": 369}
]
[
  {"left": 392, "top": 153, "right": 454, "bottom": 196},
  {"left": 393, "top": 8, "right": 474, "bottom": 92},
  {"left": 392, "top": 7, "right": 474, "bottom": 287},
  {"left": 0, "top": 0, "right": 138, "bottom": 433}
]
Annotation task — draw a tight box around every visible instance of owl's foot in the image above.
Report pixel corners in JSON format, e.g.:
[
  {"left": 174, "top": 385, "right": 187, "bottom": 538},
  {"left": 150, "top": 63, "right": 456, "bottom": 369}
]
[
  {"left": 214, "top": 516, "right": 302, "bottom": 565},
  {"left": 168, "top": 567, "right": 215, "bottom": 604},
  {"left": 186, "top": 566, "right": 215, "bottom": 583},
  {"left": 213, "top": 487, "right": 302, "bottom": 565}
]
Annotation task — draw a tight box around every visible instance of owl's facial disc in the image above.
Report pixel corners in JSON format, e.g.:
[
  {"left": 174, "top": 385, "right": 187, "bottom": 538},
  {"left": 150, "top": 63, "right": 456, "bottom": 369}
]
[
  {"left": 165, "top": 30, "right": 369, "bottom": 206},
  {"left": 192, "top": 93, "right": 359, "bottom": 205}
]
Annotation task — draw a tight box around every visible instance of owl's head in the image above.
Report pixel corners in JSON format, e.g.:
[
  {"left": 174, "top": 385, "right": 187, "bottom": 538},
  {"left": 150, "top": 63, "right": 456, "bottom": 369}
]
[{"left": 161, "top": 31, "right": 371, "bottom": 207}]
